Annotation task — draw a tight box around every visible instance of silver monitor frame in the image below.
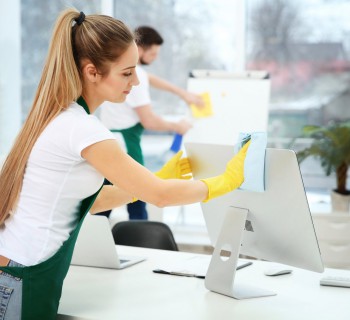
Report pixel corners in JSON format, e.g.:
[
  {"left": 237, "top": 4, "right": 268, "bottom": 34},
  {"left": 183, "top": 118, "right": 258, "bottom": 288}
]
[{"left": 185, "top": 143, "right": 324, "bottom": 299}]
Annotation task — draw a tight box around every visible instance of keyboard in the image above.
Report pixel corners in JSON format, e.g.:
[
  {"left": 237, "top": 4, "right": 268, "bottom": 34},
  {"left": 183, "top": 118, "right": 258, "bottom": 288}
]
[{"left": 320, "top": 276, "right": 350, "bottom": 288}]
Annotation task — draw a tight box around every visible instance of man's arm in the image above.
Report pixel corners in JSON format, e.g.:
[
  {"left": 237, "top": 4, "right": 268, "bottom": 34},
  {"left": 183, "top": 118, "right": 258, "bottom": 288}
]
[
  {"left": 148, "top": 73, "right": 204, "bottom": 107},
  {"left": 135, "top": 105, "right": 191, "bottom": 135}
]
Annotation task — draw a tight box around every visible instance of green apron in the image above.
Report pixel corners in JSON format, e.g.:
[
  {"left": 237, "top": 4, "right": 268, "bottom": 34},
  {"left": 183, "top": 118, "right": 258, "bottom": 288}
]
[
  {"left": 0, "top": 97, "right": 102, "bottom": 319},
  {"left": 111, "top": 122, "right": 144, "bottom": 165}
]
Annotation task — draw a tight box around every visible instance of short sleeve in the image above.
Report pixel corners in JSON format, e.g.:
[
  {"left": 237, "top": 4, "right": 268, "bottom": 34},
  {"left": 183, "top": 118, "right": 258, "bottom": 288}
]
[{"left": 69, "top": 115, "right": 115, "bottom": 158}]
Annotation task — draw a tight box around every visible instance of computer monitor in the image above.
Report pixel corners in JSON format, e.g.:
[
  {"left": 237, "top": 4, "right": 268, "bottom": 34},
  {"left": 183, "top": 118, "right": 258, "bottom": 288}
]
[{"left": 185, "top": 142, "right": 324, "bottom": 299}]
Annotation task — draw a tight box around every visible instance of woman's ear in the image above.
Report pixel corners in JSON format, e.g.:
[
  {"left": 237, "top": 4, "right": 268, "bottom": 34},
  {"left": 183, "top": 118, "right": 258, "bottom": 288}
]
[{"left": 82, "top": 62, "right": 99, "bottom": 83}]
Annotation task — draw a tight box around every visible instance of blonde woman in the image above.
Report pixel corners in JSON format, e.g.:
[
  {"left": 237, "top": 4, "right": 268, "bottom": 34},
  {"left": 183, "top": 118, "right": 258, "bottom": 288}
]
[{"left": 0, "top": 9, "right": 250, "bottom": 320}]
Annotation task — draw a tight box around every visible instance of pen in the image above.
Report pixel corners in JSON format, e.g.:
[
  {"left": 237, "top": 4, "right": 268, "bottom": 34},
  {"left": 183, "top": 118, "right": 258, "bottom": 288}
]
[
  {"left": 236, "top": 261, "right": 253, "bottom": 270},
  {"left": 152, "top": 269, "right": 205, "bottom": 279}
]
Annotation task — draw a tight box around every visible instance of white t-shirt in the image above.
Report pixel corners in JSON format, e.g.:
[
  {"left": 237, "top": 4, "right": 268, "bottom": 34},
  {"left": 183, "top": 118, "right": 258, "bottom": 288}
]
[
  {"left": 0, "top": 102, "right": 114, "bottom": 266},
  {"left": 99, "top": 65, "right": 151, "bottom": 130}
]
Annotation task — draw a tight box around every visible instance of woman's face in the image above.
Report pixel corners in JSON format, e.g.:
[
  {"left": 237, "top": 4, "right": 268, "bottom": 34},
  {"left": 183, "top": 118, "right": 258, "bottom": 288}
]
[{"left": 97, "top": 42, "right": 140, "bottom": 103}]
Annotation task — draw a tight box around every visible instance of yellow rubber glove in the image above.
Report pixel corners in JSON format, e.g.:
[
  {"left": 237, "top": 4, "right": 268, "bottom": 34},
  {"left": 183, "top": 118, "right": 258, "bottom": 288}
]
[
  {"left": 130, "top": 151, "right": 192, "bottom": 203},
  {"left": 155, "top": 151, "right": 192, "bottom": 180},
  {"left": 200, "top": 140, "right": 251, "bottom": 202}
]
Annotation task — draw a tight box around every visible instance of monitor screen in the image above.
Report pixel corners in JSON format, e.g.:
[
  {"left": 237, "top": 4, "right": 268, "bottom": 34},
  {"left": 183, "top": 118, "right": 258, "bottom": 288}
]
[{"left": 185, "top": 142, "right": 324, "bottom": 298}]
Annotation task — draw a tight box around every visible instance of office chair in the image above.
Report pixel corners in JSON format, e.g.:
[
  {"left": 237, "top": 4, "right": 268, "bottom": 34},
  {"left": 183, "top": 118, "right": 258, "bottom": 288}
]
[{"left": 111, "top": 220, "right": 179, "bottom": 251}]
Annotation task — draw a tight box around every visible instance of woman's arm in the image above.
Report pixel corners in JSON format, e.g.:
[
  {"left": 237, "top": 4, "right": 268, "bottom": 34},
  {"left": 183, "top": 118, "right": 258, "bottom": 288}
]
[
  {"left": 90, "top": 185, "right": 133, "bottom": 214},
  {"left": 82, "top": 139, "right": 208, "bottom": 209}
]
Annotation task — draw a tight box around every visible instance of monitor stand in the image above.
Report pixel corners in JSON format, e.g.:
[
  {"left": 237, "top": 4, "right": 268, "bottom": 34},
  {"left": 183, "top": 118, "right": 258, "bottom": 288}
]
[{"left": 205, "top": 206, "right": 276, "bottom": 299}]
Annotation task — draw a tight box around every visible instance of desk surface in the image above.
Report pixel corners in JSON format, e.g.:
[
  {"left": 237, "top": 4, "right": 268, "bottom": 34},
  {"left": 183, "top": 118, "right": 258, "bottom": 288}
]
[{"left": 58, "top": 246, "right": 350, "bottom": 320}]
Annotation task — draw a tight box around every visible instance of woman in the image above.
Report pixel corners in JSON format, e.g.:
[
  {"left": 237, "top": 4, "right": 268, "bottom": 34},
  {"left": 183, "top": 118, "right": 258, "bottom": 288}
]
[{"left": 0, "top": 9, "right": 250, "bottom": 320}]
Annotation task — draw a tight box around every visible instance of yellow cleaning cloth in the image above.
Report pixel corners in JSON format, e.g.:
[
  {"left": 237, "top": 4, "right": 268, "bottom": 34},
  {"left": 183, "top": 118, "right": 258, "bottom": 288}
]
[{"left": 190, "top": 92, "right": 213, "bottom": 118}]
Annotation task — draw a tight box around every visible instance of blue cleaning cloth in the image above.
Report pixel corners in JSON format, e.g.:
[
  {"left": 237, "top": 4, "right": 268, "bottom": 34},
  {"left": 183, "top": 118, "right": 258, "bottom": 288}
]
[{"left": 234, "top": 132, "right": 267, "bottom": 192}]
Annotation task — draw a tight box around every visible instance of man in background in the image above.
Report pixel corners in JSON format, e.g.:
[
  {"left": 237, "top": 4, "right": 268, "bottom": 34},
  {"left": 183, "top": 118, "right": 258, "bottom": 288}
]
[{"left": 98, "top": 26, "right": 204, "bottom": 220}]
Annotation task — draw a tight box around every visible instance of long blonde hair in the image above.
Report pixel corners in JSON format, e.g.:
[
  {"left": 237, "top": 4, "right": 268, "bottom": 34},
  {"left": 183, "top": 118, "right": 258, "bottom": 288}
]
[{"left": 0, "top": 9, "right": 134, "bottom": 224}]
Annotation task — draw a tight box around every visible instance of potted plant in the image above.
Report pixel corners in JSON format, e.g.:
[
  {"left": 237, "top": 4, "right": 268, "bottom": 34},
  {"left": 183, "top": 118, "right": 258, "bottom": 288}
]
[{"left": 296, "top": 121, "right": 350, "bottom": 212}]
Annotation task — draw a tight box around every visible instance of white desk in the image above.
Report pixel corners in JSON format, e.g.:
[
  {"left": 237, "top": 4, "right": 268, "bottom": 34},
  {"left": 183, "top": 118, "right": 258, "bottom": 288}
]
[{"left": 58, "top": 246, "right": 350, "bottom": 320}]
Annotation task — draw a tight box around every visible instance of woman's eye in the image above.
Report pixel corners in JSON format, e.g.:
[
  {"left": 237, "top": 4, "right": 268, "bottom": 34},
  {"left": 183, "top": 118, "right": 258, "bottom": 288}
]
[{"left": 123, "top": 72, "right": 132, "bottom": 77}]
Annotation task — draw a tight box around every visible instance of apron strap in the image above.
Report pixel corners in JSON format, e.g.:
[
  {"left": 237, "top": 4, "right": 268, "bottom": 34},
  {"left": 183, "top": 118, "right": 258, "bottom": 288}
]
[{"left": 111, "top": 123, "right": 144, "bottom": 165}]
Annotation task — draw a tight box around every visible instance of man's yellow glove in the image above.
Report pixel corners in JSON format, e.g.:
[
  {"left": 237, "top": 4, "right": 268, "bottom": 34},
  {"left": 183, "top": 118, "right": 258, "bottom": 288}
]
[
  {"left": 155, "top": 151, "right": 192, "bottom": 180},
  {"left": 200, "top": 140, "right": 251, "bottom": 202}
]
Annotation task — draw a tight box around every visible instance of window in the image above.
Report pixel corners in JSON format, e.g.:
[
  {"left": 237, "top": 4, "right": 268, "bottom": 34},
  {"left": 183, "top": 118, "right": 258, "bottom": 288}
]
[
  {"left": 246, "top": 0, "right": 350, "bottom": 194},
  {"left": 247, "top": 0, "right": 350, "bottom": 140},
  {"left": 21, "top": 0, "right": 101, "bottom": 120},
  {"left": 114, "top": 0, "right": 242, "bottom": 115},
  {"left": 2, "top": 1, "right": 348, "bottom": 228}
]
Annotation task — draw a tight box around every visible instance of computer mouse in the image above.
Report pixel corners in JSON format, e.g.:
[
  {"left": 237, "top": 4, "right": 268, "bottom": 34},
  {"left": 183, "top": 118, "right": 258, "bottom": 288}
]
[{"left": 264, "top": 267, "right": 293, "bottom": 276}]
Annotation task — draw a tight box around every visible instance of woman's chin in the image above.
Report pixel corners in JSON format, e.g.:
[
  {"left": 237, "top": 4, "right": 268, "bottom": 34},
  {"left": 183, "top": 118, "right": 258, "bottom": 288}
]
[{"left": 113, "top": 95, "right": 127, "bottom": 103}]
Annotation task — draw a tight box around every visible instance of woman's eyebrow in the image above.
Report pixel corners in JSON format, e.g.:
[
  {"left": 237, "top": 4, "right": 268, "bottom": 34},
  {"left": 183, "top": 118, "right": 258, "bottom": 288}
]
[{"left": 121, "top": 66, "right": 136, "bottom": 71}]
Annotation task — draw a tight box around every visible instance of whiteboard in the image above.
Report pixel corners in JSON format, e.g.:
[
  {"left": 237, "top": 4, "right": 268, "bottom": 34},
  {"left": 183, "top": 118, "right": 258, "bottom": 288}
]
[{"left": 184, "top": 71, "right": 270, "bottom": 145}]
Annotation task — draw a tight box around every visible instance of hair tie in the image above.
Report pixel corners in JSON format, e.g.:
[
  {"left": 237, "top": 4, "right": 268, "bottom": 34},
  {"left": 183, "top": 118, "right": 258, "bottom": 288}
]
[{"left": 75, "top": 11, "right": 85, "bottom": 26}]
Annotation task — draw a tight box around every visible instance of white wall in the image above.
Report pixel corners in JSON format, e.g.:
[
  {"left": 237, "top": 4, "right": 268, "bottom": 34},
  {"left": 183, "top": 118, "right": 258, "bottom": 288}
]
[{"left": 0, "top": 1, "right": 21, "bottom": 158}]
